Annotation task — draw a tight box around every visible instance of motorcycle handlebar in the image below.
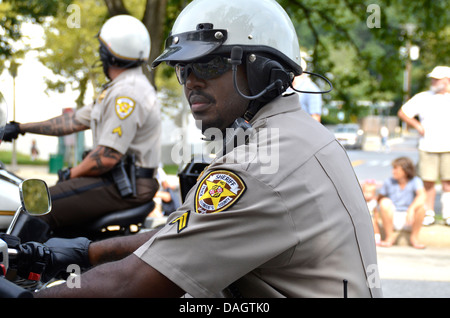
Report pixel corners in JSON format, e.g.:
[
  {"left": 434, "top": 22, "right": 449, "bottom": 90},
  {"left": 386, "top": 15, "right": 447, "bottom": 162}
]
[
  {"left": 0, "top": 276, "right": 33, "bottom": 298},
  {"left": 8, "top": 248, "right": 18, "bottom": 259}
]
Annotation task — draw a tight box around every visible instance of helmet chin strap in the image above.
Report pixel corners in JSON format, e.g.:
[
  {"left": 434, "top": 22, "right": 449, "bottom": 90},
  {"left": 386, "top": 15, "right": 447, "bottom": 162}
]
[{"left": 98, "top": 42, "right": 145, "bottom": 80}]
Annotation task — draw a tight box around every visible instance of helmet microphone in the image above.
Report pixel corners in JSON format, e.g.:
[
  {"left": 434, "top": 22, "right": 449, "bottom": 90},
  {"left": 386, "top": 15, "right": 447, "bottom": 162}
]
[
  {"left": 230, "top": 46, "right": 243, "bottom": 66},
  {"left": 230, "top": 46, "right": 284, "bottom": 101}
]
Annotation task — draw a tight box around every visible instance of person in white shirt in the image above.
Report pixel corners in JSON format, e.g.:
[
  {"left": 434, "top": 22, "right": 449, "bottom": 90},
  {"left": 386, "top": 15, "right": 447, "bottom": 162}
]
[
  {"left": 292, "top": 58, "right": 323, "bottom": 122},
  {"left": 398, "top": 66, "right": 450, "bottom": 226}
]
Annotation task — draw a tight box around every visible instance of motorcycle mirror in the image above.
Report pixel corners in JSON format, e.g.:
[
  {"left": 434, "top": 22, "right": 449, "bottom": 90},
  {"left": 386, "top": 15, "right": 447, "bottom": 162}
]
[
  {"left": 0, "top": 92, "right": 8, "bottom": 143},
  {"left": 20, "top": 179, "right": 51, "bottom": 216},
  {"left": 6, "top": 179, "right": 51, "bottom": 235}
]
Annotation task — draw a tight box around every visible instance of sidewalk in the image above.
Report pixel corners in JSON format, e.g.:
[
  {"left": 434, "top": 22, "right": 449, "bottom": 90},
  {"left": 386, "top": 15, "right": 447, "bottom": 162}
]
[{"left": 388, "top": 224, "right": 450, "bottom": 248}]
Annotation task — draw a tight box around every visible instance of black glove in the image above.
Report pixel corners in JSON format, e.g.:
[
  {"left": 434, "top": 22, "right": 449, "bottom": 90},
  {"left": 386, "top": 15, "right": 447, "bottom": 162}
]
[
  {"left": 57, "top": 168, "right": 71, "bottom": 182},
  {"left": 1, "top": 235, "right": 54, "bottom": 282},
  {"left": 3, "top": 121, "right": 24, "bottom": 142},
  {"left": 12, "top": 242, "right": 52, "bottom": 282},
  {"left": 0, "top": 233, "right": 21, "bottom": 249},
  {"left": 42, "top": 237, "right": 91, "bottom": 282}
]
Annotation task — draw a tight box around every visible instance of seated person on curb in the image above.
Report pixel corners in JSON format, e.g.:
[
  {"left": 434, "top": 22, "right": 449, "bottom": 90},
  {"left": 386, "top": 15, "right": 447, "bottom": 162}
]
[
  {"left": 362, "top": 179, "right": 381, "bottom": 246},
  {"left": 378, "top": 157, "right": 426, "bottom": 249},
  {"left": 155, "top": 166, "right": 181, "bottom": 216}
]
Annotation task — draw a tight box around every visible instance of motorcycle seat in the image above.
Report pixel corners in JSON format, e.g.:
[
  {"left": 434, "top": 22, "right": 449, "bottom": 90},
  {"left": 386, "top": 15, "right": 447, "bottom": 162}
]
[
  {"left": 83, "top": 200, "right": 155, "bottom": 232},
  {"left": 53, "top": 200, "right": 156, "bottom": 240}
]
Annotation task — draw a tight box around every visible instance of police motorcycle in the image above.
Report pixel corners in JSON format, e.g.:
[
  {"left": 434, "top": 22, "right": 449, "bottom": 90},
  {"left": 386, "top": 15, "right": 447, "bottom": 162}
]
[
  {"left": 0, "top": 160, "right": 205, "bottom": 298},
  {"left": 0, "top": 179, "right": 52, "bottom": 297},
  {"left": 0, "top": 159, "right": 157, "bottom": 242},
  {"left": 0, "top": 94, "right": 47, "bottom": 296}
]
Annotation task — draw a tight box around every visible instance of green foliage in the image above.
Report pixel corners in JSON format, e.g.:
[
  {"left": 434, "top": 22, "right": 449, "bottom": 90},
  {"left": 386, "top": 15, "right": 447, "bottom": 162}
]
[
  {"left": 38, "top": 0, "right": 109, "bottom": 108},
  {"left": 280, "top": 0, "right": 450, "bottom": 121},
  {"left": 0, "top": 0, "right": 72, "bottom": 68}
]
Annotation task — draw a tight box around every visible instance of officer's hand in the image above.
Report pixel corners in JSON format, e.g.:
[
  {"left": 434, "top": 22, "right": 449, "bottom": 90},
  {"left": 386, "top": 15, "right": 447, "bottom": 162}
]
[
  {"left": 3, "top": 122, "right": 24, "bottom": 142},
  {"left": 14, "top": 242, "right": 52, "bottom": 282},
  {"left": 0, "top": 233, "right": 21, "bottom": 249},
  {"left": 42, "top": 237, "right": 91, "bottom": 282}
]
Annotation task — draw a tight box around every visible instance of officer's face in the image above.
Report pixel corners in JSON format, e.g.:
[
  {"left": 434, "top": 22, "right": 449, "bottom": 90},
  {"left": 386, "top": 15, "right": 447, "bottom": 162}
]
[{"left": 183, "top": 62, "right": 250, "bottom": 132}]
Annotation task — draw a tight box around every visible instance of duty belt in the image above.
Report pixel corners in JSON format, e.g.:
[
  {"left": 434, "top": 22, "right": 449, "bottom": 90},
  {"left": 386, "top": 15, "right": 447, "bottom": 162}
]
[{"left": 111, "top": 159, "right": 155, "bottom": 198}]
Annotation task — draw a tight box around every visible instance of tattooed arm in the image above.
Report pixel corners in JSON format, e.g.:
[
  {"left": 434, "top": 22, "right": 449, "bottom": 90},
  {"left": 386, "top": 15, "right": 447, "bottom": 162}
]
[
  {"left": 19, "top": 112, "right": 121, "bottom": 177},
  {"left": 19, "top": 112, "right": 89, "bottom": 136},
  {"left": 70, "top": 145, "right": 123, "bottom": 178}
]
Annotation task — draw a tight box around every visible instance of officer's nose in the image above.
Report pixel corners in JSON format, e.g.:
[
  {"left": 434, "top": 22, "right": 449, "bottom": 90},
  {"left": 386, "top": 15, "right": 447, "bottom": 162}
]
[{"left": 185, "top": 71, "right": 206, "bottom": 90}]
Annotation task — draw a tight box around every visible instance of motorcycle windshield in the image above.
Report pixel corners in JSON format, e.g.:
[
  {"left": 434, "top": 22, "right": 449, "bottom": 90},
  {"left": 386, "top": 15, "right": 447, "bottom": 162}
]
[{"left": 0, "top": 92, "right": 7, "bottom": 144}]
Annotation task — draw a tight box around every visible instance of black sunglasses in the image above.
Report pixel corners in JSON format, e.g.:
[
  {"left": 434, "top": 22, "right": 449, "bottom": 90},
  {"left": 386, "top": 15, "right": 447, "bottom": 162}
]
[{"left": 175, "top": 56, "right": 232, "bottom": 84}]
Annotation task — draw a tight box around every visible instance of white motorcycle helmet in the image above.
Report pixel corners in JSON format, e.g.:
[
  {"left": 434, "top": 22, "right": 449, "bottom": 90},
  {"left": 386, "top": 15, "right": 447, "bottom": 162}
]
[
  {"left": 152, "top": 0, "right": 302, "bottom": 109},
  {"left": 98, "top": 15, "right": 151, "bottom": 76}
]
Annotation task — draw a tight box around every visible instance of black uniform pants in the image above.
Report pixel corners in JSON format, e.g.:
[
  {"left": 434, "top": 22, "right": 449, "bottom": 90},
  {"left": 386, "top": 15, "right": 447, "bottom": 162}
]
[{"left": 40, "top": 176, "right": 159, "bottom": 230}]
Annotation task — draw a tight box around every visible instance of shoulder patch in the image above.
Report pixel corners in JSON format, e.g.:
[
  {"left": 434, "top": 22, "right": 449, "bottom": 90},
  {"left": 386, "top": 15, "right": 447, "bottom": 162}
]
[
  {"left": 115, "top": 96, "right": 135, "bottom": 119},
  {"left": 195, "top": 170, "right": 246, "bottom": 214}
]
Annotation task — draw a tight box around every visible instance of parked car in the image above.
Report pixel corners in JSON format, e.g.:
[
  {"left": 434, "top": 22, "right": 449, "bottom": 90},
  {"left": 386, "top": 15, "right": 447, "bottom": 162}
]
[{"left": 334, "top": 124, "right": 365, "bottom": 149}]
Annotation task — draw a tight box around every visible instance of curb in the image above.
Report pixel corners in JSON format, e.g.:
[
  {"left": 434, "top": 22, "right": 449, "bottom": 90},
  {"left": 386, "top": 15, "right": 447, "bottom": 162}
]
[{"left": 380, "top": 224, "right": 450, "bottom": 249}]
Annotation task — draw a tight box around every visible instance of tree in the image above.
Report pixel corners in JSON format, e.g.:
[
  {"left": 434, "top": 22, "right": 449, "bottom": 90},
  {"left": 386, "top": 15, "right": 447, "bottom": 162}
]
[
  {"left": 0, "top": 0, "right": 71, "bottom": 70},
  {"left": 37, "top": 0, "right": 108, "bottom": 108},
  {"left": 280, "top": 0, "right": 450, "bottom": 121}
]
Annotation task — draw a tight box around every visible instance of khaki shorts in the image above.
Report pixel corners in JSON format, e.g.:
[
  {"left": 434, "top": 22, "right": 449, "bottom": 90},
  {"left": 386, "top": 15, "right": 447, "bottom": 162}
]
[{"left": 418, "top": 151, "right": 450, "bottom": 182}]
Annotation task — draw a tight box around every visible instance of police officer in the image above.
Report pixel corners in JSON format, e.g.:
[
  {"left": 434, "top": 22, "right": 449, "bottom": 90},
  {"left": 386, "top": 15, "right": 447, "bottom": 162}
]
[
  {"left": 3, "top": 15, "right": 161, "bottom": 235},
  {"left": 33, "top": 0, "right": 381, "bottom": 298}
]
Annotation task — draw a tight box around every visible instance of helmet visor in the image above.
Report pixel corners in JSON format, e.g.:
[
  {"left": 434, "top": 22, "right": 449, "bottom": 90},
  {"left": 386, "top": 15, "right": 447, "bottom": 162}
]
[{"left": 151, "top": 29, "right": 228, "bottom": 68}]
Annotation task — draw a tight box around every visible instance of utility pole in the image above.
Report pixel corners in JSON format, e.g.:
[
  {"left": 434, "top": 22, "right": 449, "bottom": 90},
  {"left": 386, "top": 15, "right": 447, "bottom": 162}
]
[{"left": 8, "top": 61, "right": 20, "bottom": 171}]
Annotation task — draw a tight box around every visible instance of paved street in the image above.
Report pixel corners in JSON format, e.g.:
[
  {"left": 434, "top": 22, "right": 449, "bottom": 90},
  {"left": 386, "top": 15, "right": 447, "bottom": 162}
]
[{"left": 377, "top": 245, "right": 450, "bottom": 298}]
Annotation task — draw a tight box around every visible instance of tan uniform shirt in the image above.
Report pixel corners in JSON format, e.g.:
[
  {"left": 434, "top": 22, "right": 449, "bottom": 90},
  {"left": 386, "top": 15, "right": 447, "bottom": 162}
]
[
  {"left": 75, "top": 67, "right": 161, "bottom": 168},
  {"left": 135, "top": 94, "right": 382, "bottom": 298}
]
